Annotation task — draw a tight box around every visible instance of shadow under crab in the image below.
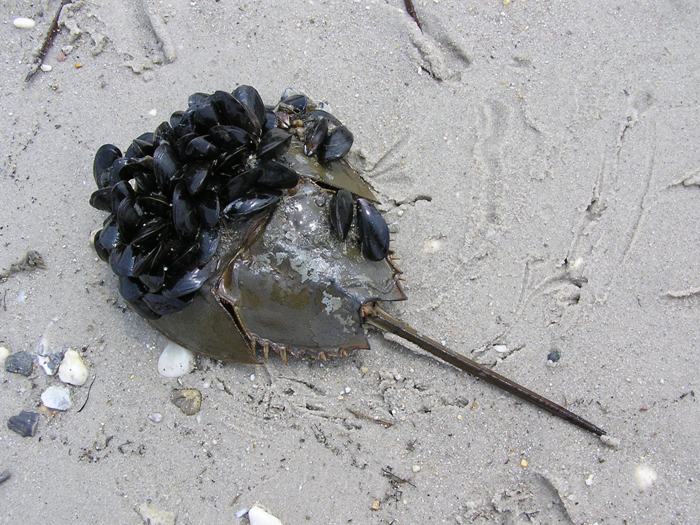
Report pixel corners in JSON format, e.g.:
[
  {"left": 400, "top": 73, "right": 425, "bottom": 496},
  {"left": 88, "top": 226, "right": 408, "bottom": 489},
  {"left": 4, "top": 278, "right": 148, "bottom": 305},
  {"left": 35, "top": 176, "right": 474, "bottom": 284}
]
[{"left": 89, "top": 85, "right": 606, "bottom": 437}]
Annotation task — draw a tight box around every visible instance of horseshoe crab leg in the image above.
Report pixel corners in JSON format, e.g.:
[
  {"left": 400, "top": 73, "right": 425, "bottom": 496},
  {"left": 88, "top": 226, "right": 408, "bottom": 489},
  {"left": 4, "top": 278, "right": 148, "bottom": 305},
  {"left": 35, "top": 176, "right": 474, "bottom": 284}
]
[{"left": 362, "top": 304, "right": 606, "bottom": 436}]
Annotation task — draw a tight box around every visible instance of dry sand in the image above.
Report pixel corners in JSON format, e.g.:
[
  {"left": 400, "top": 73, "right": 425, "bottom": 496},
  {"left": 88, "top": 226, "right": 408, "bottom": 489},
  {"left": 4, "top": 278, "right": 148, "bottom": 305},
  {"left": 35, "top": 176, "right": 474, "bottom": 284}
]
[{"left": 1, "top": 1, "right": 698, "bottom": 523}]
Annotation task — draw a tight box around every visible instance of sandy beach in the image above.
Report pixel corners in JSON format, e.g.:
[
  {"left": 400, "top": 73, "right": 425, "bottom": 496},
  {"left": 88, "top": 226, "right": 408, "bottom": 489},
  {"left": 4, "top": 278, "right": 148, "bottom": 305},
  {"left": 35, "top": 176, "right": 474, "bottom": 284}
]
[{"left": 1, "top": 1, "right": 698, "bottom": 523}]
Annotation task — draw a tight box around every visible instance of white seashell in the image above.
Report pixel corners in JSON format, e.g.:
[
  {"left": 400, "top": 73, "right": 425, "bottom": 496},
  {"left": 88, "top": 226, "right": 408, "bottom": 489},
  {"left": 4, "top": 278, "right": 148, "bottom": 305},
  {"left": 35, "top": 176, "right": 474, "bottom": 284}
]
[
  {"left": 157, "top": 341, "right": 195, "bottom": 378},
  {"left": 0, "top": 346, "right": 10, "bottom": 368},
  {"left": 248, "top": 505, "right": 283, "bottom": 525},
  {"left": 13, "top": 17, "right": 36, "bottom": 29},
  {"left": 41, "top": 385, "right": 72, "bottom": 411},
  {"left": 58, "top": 349, "right": 89, "bottom": 386}
]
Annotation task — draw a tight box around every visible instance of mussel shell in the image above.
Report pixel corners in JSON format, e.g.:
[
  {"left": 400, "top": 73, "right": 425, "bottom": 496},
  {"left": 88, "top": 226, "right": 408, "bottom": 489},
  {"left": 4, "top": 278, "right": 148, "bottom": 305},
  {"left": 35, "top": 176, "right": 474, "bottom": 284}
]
[
  {"left": 163, "top": 263, "right": 214, "bottom": 298},
  {"left": 215, "top": 146, "right": 249, "bottom": 175},
  {"left": 184, "top": 136, "right": 220, "bottom": 160},
  {"left": 116, "top": 197, "right": 144, "bottom": 239},
  {"left": 281, "top": 93, "right": 310, "bottom": 113},
  {"left": 211, "top": 91, "right": 257, "bottom": 133},
  {"left": 142, "top": 292, "right": 193, "bottom": 316},
  {"left": 257, "top": 128, "right": 292, "bottom": 160},
  {"left": 89, "top": 187, "right": 113, "bottom": 212},
  {"left": 222, "top": 167, "right": 261, "bottom": 203},
  {"left": 183, "top": 162, "right": 211, "bottom": 195},
  {"left": 172, "top": 109, "right": 196, "bottom": 138},
  {"left": 304, "top": 117, "right": 328, "bottom": 157},
  {"left": 196, "top": 190, "right": 220, "bottom": 228},
  {"left": 110, "top": 180, "right": 134, "bottom": 213},
  {"left": 172, "top": 183, "right": 200, "bottom": 239},
  {"left": 195, "top": 228, "right": 219, "bottom": 266},
  {"left": 153, "top": 142, "right": 182, "bottom": 191},
  {"left": 329, "top": 189, "right": 354, "bottom": 240},
  {"left": 134, "top": 171, "right": 158, "bottom": 194},
  {"left": 93, "top": 144, "right": 122, "bottom": 189},
  {"left": 98, "top": 217, "right": 120, "bottom": 253},
  {"left": 305, "top": 109, "right": 342, "bottom": 128},
  {"left": 136, "top": 194, "right": 171, "bottom": 217},
  {"left": 356, "top": 198, "right": 390, "bottom": 261},
  {"left": 263, "top": 109, "right": 278, "bottom": 132},
  {"left": 139, "top": 270, "right": 166, "bottom": 293},
  {"left": 223, "top": 191, "right": 280, "bottom": 217},
  {"left": 209, "top": 125, "right": 253, "bottom": 151},
  {"left": 133, "top": 242, "right": 165, "bottom": 276},
  {"left": 109, "top": 243, "right": 139, "bottom": 277},
  {"left": 257, "top": 160, "right": 299, "bottom": 189},
  {"left": 118, "top": 277, "right": 160, "bottom": 319},
  {"left": 187, "top": 92, "right": 210, "bottom": 108},
  {"left": 131, "top": 218, "right": 169, "bottom": 248},
  {"left": 154, "top": 121, "right": 175, "bottom": 147},
  {"left": 92, "top": 229, "right": 110, "bottom": 261},
  {"left": 233, "top": 85, "right": 266, "bottom": 133},
  {"left": 318, "top": 125, "right": 353, "bottom": 163},
  {"left": 192, "top": 101, "right": 220, "bottom": 132},
  {"left": 170, "top": 111, "right": 185, "bottom": 129}
]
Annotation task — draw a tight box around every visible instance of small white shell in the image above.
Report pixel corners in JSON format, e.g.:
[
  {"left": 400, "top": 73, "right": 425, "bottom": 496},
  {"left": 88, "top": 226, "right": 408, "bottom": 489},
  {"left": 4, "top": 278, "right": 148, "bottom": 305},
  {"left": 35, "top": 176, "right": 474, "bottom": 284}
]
[{"left": 13, "top": 17, "right": 36, "bottom": 29}]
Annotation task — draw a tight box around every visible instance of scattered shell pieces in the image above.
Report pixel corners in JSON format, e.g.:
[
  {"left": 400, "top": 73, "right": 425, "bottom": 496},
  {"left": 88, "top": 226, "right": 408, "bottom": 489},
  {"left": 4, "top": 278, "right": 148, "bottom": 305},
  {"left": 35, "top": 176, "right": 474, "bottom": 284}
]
[
  {"left": 5, "top": 351, "right": 34, "bottom": 376},
  {"left": 13, "top": 17, "right": 36, "bottom": 29},
  {"left": 634, "top": 464, "right": 657, "bottom": 491},
  {"left": 41, "top": 385, "right": 73, "bottom": 411},
  {"left": 7, "top": 410, "right": 39, "bottom": 437},
  {"left": 58, "top": 349, "right": 89, "bottom": 386},
  {"left": 158, "top": 342, "right": 195, "bottom": 378},
  {"left": 245, "top": 505, "right": 284, "bottom": 525},
  {"left": 0, "top": 346, "right": 10, "bottom": 368},
  {"left": 148, "top": 413, "right": 163, "bottom": 423},
  {"left": 170, "top": 388, "right": 202, "bottom": 416},
  {"left": 137, "top": 502, "right": 176, "bottom": 525}
]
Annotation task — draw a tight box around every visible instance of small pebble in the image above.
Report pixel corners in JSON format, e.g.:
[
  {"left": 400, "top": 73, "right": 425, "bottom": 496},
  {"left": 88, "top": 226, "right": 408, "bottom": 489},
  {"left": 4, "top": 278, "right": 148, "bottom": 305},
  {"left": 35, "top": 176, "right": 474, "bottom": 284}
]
[
  {"left": 136, "top": 503, "right": 176, "bottom": 525},
  {"left": 412, "top": 464, "right": 421, "bottom": 473},
  {"left": 7, "top": 410, "right": 39, "bottom": 437},
  {"left": 520, "top": 458, "right": 529, "bottom": 468},
  {"left": 13, "top": 17, "right": 36, "bottom": 29},
  {"left": 0, "top": 470, "right": 10, "bottom": 485},
  {"left": 158, "top": 342, "right": 195, "bottom": 378},
  {"left": 171, "top": 388, "right": 202, "bottom": 415},
  {"left": 41, "top": 385, "right": 72, "bottom": 411},
  {"left": 370, "top": 499, "right": 381, "bottom": 511},
  {"left": 36, "top": 352, "right": 63, "bottom": 375},
  {"left": 58, "top": 349, "right": 89, "bottom": 386},
  {"left": 40, "top": 64, "right": 52, "bottom": 72},
  {"left": 0, "top": 346, "right": 10, "bottom": 367},
  {"left": 247, "top": 505, "right": 283, "bottom": 525},
  {"left": 547, "top": 350, "right": 561, "bottom": 363},
  {"left": 148, "top": 413, "right": 163, "bottom": 423},
  {"left": 5, "top": 351, "right": 34, "bottom": 376}
]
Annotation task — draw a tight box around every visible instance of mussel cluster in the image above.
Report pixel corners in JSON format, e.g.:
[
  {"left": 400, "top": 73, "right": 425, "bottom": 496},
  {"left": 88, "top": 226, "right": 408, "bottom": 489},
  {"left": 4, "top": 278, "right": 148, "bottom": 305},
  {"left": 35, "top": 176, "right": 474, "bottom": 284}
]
[{"left": 89, "top": 85, "right": 390, "bottom": 319}]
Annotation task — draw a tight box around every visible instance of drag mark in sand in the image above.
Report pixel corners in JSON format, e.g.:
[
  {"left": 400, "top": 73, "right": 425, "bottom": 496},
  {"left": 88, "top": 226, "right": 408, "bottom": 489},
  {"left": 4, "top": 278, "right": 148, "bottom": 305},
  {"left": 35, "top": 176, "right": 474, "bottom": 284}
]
[{"left": 141, "top": 0, "right": 177, "bottom": 63}]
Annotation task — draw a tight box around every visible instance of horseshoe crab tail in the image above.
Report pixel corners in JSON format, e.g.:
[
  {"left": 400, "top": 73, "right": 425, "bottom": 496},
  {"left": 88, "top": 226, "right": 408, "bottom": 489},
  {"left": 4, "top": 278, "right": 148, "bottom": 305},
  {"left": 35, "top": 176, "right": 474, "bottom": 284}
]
[{"left": 362, "top": 304, "right": 606, "bottom": 437}]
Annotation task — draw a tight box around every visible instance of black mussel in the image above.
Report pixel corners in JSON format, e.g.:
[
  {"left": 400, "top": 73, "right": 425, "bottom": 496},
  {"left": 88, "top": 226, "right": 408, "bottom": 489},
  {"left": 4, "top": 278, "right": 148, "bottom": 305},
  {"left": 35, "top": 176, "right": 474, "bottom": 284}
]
[
  {"left": 356, "top": 198, "right": 390, "bottom": 261},
  {"left": 163, "top": 263, "right": 214, "bottom": 298},
  {"left": 139, "top": 270, "right": 166, "bottom": 293},
  {"left": 304, "top": 117, "right": 328, "bottom": 157},
  {"left": 170, "top": 111, "right": 185, "bottom": 129},
  {"left": 196, "top": 190, "right": 220, "bottom": 228},
  {"left": 175, "top": 132, "right": 197, "bottom": 159},
  {"left": 92, "top": 229, "right": 110, "bottom": 261},
  {"left": 110, "top": 180, "right": 134, "bottom": 213},
  {"left": 223, "top": 167, "right": 261, "bottom": 202},
  {"left": 134, "top": 171, "right": 158, "bottom": 194},
  {"left": 172, "top": 109, "right": 196, "bottom": 138},
  {"left": 143, "top": 292, "right": 193, "bottom": 316},
  {"left": 166, "top": 241, "right": 200, "bottom": 274},
  {"left": 136, "top": 194, "right": 171, "bottom": 217},
  {"left": 329, "top": 189, "right": 354, "bottom": 240},
  {"left": 154, "top": 121, "right": 175, "bottom": 147},
  {"left": 223, "top": 191, "right": 280, "bottom": 218},
  {"left": 98, "top": 217, "right": 120, "bottom": 253},
  {"left": 183, "top": 162, "right": 211, "bottom": 195},
  {"left": 318, "top": 125, "right": 353, "bottom": 163},
  {"left": 188, "top": 92, "right": 210, "bottom": 108},
  {"left": 184, "top": 136, "right": 220, "bottom": 160},
  {"left": 281, "top": 93, "right": 310, "bottom": 113},
  {"left": 196, "top": 228, "right": 219, "bottom": 266},
  {"left": 257, "top": 160, "right": 299, "bottom": 189},
  {"left": 215, "top": 146, "right": 249, "bottom": 175},
  {"left": 233, "top": 85, "right": 266, "bottom": 133},
  {"left": 192, "top": 100, "right": 219, "bottom": 132},
  {"left": 263, "top": 109, "right": 277, "bottom": 132},
  {"left": 126, "top": 133, "right": 155, "bottom": 158},
  {"left": 305, "top": 109, "right": 342, "bottom": 127},
  {"left": 93, "top": 144, "right": 122, "bottom": 188},
  {"left": 133, "top": 242, "right": 164, "bottom": 276},
  {"left": 89, "top": 187, "right": 113, "bottom": 212},
  {"left": 131, "top": 218, "right": 169, "bottom": 248},
  {"left": 257, "top": 128, "right": 292, "bottom": 160},
  {"left": 209, "top": 125, "right": 252, "bottom": 150},
  {"left": 119, "top": 275, "right": 146, "bottom": 302},
  {"left": 153, "top": 142, "right": 182, "bottom": 191},
  {"left": 116, "top": 197, "right": 144, "bottom": 239},
  {"left": 210, "top": 91, "right": 256, "bottom": 133},
  {"left": 172, "top": 183, "right": 200, "bottom": 238},
  {"left": 109, "top": 243, "right": 139, "bottom": 277}
]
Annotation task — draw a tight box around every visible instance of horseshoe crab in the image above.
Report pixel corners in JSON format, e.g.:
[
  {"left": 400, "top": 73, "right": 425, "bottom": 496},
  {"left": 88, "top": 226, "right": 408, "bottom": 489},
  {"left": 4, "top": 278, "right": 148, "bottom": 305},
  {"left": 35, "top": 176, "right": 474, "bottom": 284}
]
[{"left": 89, "top": 86, "right": 605, "bottom": 436}]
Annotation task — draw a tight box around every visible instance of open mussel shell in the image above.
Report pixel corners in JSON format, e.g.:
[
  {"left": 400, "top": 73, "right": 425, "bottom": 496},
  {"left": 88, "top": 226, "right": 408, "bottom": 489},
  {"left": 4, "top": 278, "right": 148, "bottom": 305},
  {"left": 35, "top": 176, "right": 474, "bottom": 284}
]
[
  {"left": 329, "top": 189, "right": 354, "bottom": 240},
  {"left": 93, "top": 144, "right": 122, "bottom": 189},
  {"left": 304, "top": 117, "right": 328, "bottom": 157},
  {"left": 356, "top": 198, "right": 390, "bottom": 261},
  {"left": 318, "top": 125, "right": 353, "bottom": 163}
]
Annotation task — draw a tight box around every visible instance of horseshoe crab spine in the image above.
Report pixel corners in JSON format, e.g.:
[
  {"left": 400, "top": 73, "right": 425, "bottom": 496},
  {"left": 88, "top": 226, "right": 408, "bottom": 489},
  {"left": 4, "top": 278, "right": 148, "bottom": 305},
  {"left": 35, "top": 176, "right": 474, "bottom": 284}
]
[{"left": 362, "top": 304, "right": 606, "bottom": 436}]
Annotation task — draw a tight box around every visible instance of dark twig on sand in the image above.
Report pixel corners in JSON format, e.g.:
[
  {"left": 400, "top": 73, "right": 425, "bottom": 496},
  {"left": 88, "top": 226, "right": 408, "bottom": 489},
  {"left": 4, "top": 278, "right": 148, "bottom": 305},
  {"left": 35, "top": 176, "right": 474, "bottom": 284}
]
[
  {"left": 403, "top": 0, "right": 422, "bottom": 31},
  {"left": 77, "top": 374, "right": 97, "bottom": 413},
  {"left": 25, "top": 0, "right": 73, "bottom": 82}
]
